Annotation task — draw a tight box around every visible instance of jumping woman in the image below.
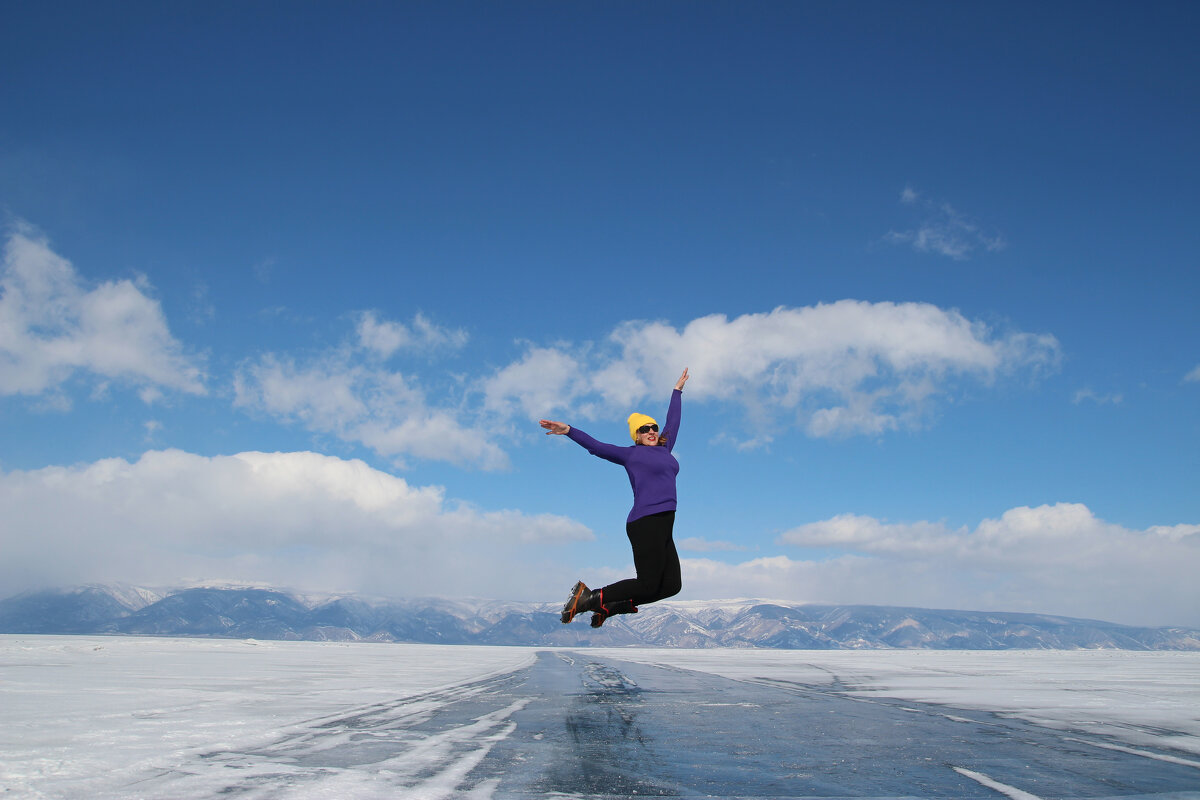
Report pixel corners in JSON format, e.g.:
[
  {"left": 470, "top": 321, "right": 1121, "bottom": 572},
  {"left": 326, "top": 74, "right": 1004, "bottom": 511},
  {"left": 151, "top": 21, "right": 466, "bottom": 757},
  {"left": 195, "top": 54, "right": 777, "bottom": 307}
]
[{"left": 539, "top": 367, "right": 689, "bottom": 628}]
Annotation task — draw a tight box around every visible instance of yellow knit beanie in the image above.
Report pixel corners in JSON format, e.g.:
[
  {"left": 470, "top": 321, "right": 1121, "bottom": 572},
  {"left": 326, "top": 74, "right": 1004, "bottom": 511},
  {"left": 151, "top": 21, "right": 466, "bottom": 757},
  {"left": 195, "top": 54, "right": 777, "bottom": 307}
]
[{"left": 627, "top": 413, "right": 658, "bottom": 442}]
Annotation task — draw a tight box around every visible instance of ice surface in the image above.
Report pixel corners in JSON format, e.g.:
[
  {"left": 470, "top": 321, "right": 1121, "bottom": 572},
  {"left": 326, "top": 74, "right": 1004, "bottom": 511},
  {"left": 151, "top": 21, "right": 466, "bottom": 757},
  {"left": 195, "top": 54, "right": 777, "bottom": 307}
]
[
  {"left": 0, "top": 636, "right": 534, "bottom": 799},
  {"left": 597, "top": 647, "right": 1200, "bottom": 758},
  {"left": 3, "top": 635, "right": 1199, "bottom": 799}
]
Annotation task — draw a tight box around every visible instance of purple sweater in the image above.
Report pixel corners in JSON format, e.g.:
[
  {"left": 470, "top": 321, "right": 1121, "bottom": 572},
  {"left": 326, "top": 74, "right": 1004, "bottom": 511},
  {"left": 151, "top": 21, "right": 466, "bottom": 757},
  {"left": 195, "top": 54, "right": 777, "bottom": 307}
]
[{"left": 567, "top": 389, "right": 682, "bottom": 523}]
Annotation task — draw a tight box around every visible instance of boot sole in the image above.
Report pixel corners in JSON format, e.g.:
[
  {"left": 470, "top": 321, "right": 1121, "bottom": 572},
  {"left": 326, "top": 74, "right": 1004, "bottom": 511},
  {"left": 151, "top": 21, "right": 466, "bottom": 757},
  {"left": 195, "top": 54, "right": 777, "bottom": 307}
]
[{"left": 560, "top": 581, "right": 587, "bottom": 624}]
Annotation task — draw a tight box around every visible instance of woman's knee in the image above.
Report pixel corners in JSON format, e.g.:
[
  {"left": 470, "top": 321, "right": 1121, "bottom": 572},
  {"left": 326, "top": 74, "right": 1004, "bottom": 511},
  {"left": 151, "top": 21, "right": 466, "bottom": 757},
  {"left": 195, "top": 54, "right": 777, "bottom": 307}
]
[
  {"left": 663, "top": 561, "right": 682, "bottom": 598},
  {"left": 651, "top": 575, "right": 681, "bottom": 602}
]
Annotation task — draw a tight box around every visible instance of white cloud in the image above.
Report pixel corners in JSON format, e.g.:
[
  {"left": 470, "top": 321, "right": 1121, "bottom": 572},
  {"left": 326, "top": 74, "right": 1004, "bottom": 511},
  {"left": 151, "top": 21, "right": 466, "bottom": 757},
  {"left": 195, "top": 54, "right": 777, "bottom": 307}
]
[
  {"left": 779, "top": 513, "right": 956, "bottom": 555},
  {"left": 482, "top": 345, "right": 585, "bottom": 419},
  {"left": 501, "top": 301, "right": 1059, "bottom": 438},
  {"left": 235, "top": 310, "right": 493, "bottom": 470},
  {"left": 355, "top": 411, "right": 508, "bottom": 471},
  {"left": 1073, "top": 388, "right": 1123, "bottom": 405},
  {"left": 234, "top": 353, "right": 507, "bottom": 470},
  {"left": 0, "top": 450, "right": 590, "bottom": 599},
  {"left": 356, "top": 311, "right": 467, "bottom": 358},
  {"left": 238, "top": 299, "right": 1059, "bottom": 468},
  {"left": 235, "top": 353, "right": 369, "bottom": 429},
  {"left": 0, "top": 229, "right": 205, "bottom": 400},
  {"left": 1145, "top": 523, "right": 1200, "bottom": 542},
  {"left": 887, "top": 190, "right": 1006, "bottom": 260},
  {"left": 750, "top": 504, "right": 1200, "bottom": 627},
  {"left": 1185, "top": 365, "right": 1200, "bottom": 383}
]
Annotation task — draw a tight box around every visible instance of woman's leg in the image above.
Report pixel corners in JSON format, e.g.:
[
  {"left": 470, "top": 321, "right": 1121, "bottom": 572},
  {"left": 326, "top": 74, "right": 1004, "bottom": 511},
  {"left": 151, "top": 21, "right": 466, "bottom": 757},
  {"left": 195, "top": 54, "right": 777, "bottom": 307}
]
[
  {"left": 600, "top": 511, "right": 681, "bottom": 606},
  {"left": 644, "top": 532, "right": 682, "bottom": 604}
]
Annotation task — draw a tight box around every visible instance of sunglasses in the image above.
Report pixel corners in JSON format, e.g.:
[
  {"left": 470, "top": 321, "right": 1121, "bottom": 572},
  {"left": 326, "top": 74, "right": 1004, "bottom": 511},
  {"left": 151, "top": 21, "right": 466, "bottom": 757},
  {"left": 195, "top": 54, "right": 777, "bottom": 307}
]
[{"left": 636, "top": 424, "right": 659, "bottom": 435}]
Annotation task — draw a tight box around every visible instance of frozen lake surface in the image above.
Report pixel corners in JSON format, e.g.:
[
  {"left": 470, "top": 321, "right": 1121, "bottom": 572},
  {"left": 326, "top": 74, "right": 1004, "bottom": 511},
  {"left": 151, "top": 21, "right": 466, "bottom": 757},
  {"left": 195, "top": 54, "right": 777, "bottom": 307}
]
[{"left": 2, "top": 636, "right": 1199, "bottom": 799}]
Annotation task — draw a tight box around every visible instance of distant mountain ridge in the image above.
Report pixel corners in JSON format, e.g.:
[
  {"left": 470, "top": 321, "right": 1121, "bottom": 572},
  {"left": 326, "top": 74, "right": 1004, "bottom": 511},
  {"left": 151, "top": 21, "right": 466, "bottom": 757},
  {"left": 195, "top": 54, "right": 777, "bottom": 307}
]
[{"left": 2, "top": 585, "right": 1198, "bottom": 650}]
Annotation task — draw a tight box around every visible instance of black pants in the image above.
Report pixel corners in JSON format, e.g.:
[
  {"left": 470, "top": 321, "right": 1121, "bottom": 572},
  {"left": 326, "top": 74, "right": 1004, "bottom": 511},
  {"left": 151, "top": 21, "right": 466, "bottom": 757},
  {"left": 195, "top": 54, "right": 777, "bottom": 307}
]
[{"left": 601, "top": 510, "right": 682, "bottom": 613}]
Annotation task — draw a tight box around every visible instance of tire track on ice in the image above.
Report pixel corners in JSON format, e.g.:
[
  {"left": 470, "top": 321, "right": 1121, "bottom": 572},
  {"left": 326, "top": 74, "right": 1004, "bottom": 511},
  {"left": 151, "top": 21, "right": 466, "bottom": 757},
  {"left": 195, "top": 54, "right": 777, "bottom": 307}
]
[{"left": 117, "top": 666, "right": 533, "bottom": 799}]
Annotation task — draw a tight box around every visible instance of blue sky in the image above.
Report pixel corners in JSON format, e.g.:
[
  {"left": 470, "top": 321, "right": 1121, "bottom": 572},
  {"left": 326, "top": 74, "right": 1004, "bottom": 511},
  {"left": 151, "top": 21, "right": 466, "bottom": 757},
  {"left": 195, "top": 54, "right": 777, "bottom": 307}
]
[{"left": 2, "top": 1, "right": 1198, "bottom": 627}]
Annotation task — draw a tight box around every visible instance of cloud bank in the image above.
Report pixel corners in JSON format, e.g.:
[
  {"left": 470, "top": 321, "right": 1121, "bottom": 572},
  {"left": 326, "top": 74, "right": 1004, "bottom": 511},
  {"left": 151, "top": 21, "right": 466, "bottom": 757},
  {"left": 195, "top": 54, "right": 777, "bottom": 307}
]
[
  {"left": 5, "top": 450, "right": 1194, "bottom": 626},
  {"left": 671, "top": 504, "right": 1200, "bottom": 628},
  {"left": 0, "top": 450, "right": 589, "bottom": 600}
]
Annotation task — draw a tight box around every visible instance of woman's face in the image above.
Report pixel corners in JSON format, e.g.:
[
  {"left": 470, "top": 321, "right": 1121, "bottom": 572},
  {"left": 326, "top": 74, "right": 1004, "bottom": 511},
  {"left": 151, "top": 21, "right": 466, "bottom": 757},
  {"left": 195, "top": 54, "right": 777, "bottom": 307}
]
[{"left": 636, "top": 423, "right": 659, "bottom": 446}]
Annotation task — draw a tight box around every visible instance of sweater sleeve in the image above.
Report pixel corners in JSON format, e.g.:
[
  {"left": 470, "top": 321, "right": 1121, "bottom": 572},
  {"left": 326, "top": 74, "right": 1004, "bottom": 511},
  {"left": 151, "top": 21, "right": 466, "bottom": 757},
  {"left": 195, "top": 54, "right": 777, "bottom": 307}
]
[
  {"left": 566, "top": 426, "right": 630, "bottom": 465},
  {"left": 663, "top": 389, "right": 682, "bottom": 453}
]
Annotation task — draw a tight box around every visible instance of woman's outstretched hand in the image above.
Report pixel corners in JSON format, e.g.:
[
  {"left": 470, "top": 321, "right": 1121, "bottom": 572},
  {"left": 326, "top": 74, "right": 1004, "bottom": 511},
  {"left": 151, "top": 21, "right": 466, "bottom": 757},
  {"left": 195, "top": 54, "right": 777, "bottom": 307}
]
[
  {"left": 539, "top": 419, "right": 570, "bottom": 435},
  {"left": 675, "top": 367, "right": 689, "bottom": 392}
]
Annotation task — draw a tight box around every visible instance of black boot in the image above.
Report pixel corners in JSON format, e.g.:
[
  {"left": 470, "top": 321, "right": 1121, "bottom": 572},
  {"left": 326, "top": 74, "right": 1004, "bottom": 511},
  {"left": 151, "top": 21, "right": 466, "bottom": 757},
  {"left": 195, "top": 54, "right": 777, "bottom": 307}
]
[
  {"left": 561, "top": 581, "right": 603, "bottom": 624},
  {"left": 591, "top": 599, "right": 638, "bottom": 628}
]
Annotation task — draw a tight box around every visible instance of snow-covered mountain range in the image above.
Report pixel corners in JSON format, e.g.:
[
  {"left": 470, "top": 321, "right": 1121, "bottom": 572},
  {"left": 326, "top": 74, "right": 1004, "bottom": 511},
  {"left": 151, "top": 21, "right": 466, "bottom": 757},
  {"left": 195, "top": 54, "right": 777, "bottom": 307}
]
[{"left": 2, "top": 584, "right": 1197, "bottom": 650}]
